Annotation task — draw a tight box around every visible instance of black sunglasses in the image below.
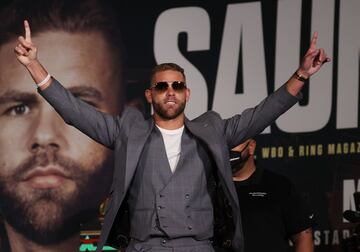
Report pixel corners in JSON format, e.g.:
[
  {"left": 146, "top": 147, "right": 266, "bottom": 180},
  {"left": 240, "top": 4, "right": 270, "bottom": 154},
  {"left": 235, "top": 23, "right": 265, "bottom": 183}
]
[{"left": 150, "top": 81, "right": 187, "bottom": 92}]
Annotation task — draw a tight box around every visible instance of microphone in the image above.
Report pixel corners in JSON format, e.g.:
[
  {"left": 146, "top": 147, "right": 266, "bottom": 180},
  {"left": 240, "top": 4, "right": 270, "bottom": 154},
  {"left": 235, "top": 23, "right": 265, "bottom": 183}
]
[{"left": 343, "top": 210, "right": 360, "bottom": 223}]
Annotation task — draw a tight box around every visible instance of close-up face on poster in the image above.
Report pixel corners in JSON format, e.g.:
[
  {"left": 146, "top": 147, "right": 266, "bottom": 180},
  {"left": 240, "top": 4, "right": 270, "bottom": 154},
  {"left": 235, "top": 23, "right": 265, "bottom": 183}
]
[{"left": 0, "top": 0, "right": 359, "bottom": 252}]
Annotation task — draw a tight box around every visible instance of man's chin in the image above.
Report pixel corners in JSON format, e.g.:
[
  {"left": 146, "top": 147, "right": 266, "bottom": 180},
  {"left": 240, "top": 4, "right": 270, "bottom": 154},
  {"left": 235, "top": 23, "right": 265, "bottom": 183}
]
[
  {"left": 0, "top": 191, "right": 90, "bottom": 245},
  {"left": 0, "top": 153, "right": 114, "bottom": 245},
  {"left": 158, "top": 109, "right": 184, "bottom": 120},
  {"left": 28, "top": 201, "right": 66, "bottom": 230},
  {"left": 5, "top": 201, "right": 85, "bottom": 245}
]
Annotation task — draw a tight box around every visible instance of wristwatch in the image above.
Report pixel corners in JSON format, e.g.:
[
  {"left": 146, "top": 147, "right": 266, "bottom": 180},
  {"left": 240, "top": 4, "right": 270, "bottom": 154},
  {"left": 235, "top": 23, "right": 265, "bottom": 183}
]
[{"left": 293, "top": 71, "right": 309, "bottom": 82}]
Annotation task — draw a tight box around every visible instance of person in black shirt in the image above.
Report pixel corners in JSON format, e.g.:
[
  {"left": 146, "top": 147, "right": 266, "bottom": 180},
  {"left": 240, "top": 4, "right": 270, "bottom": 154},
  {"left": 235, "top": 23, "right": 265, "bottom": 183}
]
[{"left": 230, "top": 139, "right": 314, "bottom": 252}]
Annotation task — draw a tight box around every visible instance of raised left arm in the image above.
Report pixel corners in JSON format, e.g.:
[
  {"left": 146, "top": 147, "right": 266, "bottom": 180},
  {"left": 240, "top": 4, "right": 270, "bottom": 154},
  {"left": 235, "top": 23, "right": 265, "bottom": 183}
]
[{"left": 224, "top": 32, "right": 330, "bottom": 147}]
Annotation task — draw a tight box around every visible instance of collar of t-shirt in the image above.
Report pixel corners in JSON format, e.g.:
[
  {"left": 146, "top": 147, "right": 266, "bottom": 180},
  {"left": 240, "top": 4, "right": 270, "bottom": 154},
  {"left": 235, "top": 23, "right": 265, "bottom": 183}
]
[{"left": 156, "top": 125, "right": 184, "bottom": 173}]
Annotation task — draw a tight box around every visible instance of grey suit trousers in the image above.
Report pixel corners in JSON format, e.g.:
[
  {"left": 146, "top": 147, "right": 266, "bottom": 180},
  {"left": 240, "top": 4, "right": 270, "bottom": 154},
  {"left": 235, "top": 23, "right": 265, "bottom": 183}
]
[{"left": 125, "top": 237, "right": 215, "bottom": 252}]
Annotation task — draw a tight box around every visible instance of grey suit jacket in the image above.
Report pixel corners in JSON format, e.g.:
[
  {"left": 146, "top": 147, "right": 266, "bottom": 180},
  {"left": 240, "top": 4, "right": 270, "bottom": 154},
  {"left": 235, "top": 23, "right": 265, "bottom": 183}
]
[{"left": 39, "top": 78, "right": 300, "bottom": 252}]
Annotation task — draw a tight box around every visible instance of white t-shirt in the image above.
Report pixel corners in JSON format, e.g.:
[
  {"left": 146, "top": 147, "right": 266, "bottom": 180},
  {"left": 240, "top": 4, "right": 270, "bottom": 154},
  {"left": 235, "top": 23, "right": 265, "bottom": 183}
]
[{"left": 156, "top": 125, "right": 184, "bottom": 173}]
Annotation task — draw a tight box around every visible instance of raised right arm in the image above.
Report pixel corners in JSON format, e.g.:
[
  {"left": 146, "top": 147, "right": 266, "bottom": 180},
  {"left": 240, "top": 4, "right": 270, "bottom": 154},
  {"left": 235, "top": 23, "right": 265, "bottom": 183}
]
[{"left": 14, "top": 20, "right": 123, "bottom": 149}]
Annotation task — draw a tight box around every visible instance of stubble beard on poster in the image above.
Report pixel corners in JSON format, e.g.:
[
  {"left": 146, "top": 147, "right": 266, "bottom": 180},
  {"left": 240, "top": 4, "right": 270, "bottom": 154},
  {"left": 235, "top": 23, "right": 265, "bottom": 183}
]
[{"left": 0, "top": 152, "right": 113, "bottom": 245}]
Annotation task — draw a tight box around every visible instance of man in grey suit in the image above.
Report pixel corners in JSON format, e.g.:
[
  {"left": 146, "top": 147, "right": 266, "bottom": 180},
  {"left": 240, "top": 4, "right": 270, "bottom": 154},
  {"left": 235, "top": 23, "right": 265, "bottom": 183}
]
[{"left": 14, "top": 20, "right": 329, "bottom": 252}]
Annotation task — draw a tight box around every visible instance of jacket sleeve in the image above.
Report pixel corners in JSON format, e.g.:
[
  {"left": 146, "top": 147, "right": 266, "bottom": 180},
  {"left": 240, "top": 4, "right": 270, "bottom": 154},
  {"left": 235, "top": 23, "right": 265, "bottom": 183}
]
[
  {"left": 38, "top": 78, "right": 131, "bottom": 149},
  {"left": 223, "top": 84, "right": 301, "bottom": 148}
]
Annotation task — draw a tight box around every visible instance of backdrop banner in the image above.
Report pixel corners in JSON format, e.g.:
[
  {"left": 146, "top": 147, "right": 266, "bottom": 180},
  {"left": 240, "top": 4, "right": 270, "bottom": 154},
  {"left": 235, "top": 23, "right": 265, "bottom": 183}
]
[{"left": 0, "top": 1, "right": 359, "bottom": 252}]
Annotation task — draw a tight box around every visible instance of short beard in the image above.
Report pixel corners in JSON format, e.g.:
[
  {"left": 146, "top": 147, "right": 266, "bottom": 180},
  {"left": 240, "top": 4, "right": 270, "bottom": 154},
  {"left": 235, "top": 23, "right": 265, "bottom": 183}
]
[
  {"left": 152, "top": 100, "right": 186, "bottom": 120},
  {"left": 0, "top": 151, "right": 113, "bottom": 245}
]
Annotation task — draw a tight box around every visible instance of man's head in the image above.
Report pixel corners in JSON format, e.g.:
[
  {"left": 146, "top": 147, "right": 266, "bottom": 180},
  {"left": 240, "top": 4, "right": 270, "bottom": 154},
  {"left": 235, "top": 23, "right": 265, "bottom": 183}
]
[
  {"left": 230, "top": 139, "right": 256, "bottom": 176},
  {"left": 150, "top": 63, "right": 186, "bottom": 82},
  {"left": 0, "top": 0, "right": 124, "bottom": 245},
  {"left": 145, "top": 63, "right": 190, "bottom": 120}
]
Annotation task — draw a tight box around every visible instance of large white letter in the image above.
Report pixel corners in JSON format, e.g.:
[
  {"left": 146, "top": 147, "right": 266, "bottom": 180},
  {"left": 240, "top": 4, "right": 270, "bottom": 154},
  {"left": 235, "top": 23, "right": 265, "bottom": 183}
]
[
  {"left": 213, "top": 2, "right": 268, "bottom": 134},
  {"left": 154, "top": 7, "right": 210, "bottom": 119},
  {"left": 275, "top": 0, "right": 334, "bottom": 133},
  {"left": 337, "top": 0, "right": 360, "bottom": 129}
]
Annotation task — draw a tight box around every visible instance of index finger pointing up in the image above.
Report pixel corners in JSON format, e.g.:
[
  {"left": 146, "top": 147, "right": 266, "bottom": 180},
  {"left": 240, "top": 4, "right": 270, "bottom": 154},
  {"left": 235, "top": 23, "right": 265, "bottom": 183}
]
[
  {"left": 24, "top": 20, "right": 32, "bottom": 43},
  {"left": 309, "top": 31, "right": 318, "bottom": 50}
]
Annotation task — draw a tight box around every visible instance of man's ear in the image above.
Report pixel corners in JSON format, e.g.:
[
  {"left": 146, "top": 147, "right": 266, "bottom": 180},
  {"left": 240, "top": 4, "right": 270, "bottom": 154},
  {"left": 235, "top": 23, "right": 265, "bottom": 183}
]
[
  {"left": 185, "top": 88, "right": 190, "bottom": 102},
  {"left": 144, "top": 89, "right": 152, "bottom": 104}
]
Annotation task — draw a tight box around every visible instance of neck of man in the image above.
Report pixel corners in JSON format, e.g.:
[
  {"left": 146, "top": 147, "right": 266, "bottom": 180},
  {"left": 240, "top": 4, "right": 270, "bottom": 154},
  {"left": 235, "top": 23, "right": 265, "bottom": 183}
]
[
  {"left": 5, "top": 222, "right": 79, "bottom": 252},
  {"left": 232, "top": 156, "right": 256, "bottom": 182},
  {"left": 153, "top": 113, "right": 185, "bottom": 130}
]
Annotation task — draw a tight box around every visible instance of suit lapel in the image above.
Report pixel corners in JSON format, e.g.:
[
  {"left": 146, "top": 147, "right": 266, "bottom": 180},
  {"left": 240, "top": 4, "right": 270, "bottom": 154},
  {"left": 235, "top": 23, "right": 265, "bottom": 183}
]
[
  {"left": 185, "top": 118, "right": 239, "bottom": 208},
  {"left": 185, "top": 118, "right": 225, "bottom": 169},
  {"left": 124, "top": 117, "right": 154, "bottom": 191},
  {"left": 148, "top": 127, "right": 174, "bottom": 189}
]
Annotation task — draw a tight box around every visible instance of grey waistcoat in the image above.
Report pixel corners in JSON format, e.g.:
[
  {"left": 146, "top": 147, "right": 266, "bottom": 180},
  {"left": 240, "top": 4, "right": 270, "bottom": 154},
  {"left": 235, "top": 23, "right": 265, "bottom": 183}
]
[{"left": 127, "top": 127, "right": 215, "bottom": 241}]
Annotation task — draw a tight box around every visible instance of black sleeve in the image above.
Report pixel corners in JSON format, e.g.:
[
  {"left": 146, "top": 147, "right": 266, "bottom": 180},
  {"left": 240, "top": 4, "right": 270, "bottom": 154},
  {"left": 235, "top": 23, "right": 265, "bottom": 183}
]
[{"left": 283, "top": 182, "right": 315, "bottom": 237}]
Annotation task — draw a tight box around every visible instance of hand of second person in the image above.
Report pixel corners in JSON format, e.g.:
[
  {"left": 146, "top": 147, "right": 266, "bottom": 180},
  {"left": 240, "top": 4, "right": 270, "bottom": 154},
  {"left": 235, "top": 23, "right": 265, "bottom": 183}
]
[
  {"left": 14, "top": 20, "right": 38, "bottom": 66},
  {"left": 298, "top": 32, "right": 331, "bottom": 78}
]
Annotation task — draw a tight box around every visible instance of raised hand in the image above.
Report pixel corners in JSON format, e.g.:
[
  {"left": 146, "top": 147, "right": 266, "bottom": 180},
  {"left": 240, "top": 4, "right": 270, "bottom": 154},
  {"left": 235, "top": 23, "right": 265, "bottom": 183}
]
[
  {"left": 14, "top": 20, "right": 38, "bottom": 66},
  {"left": 298, "top": 32, "right": 331, "bottom": 78}
]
